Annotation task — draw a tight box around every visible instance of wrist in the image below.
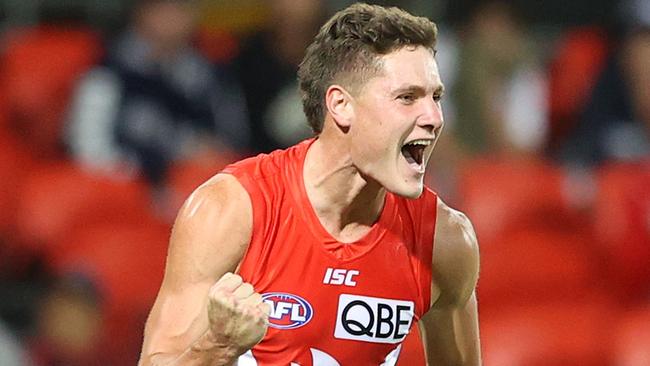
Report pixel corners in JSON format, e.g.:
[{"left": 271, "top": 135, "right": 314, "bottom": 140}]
[{"left": 189, "top": 329, "right": 240, "bottom": 365}]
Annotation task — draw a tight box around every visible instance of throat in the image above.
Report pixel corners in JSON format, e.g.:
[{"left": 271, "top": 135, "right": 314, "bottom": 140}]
[
  {"left": 310, "top": 188, "right": 386, "bottom": 243},
  {"left": 323, "top": 220, "right": 376, "bottom": 244},
  {"left": 303, "top": 138, "right": 386, "bottom": 242}
]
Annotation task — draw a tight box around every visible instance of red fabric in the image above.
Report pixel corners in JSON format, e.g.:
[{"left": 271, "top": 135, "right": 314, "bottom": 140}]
[
  {"left": 396, "top": 329, "right": 425, "bottom": 366},
  {"left": 223, "top": 139, "right": 437, "bottom": 365}
]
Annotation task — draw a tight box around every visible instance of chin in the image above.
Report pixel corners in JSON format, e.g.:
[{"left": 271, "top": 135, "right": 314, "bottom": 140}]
[{"left": 387, "top": 181, "right": 424, "bottom": 199}]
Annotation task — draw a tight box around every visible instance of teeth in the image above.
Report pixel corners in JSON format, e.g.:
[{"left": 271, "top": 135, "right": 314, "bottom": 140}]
[{"left": 405, "top": 139, "right": 431, "bottom": 147}]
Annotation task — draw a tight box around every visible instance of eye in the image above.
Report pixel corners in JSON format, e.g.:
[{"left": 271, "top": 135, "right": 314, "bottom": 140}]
[
  {"left": 433, "top": 92, "right": 444, "bottom": 103},
  {"left": 398, "top": 94, "right": 416, "bottom": 104}
]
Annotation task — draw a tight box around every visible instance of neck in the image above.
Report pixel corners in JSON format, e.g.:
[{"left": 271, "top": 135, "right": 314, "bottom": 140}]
[{"left": 303, "top": 135, "right": 386, "bottom": 242}]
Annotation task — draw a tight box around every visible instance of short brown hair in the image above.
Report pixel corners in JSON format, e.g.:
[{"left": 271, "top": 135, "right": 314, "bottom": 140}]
[{"left": 297, "top": 3, "right": 438, "bottom": 133}]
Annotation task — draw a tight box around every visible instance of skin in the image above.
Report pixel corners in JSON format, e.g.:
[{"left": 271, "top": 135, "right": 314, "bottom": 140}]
[{"left": 139, "top": 45, "right": 480, "bottom": 365}]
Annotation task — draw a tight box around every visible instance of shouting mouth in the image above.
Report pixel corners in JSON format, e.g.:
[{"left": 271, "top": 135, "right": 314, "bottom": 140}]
[{"left": 401, "top": 139, "right": 431, "bottom": 173}]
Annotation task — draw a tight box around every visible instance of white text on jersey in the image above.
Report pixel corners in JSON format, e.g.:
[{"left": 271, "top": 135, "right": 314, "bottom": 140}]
[{"left": 323, "top": 268, "right": 360, "bottom": 287}]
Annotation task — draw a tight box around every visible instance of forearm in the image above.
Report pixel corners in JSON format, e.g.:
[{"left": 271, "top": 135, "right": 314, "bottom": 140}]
[
  {"left": 142, "top": 330, "right": 241, "bottom": 366},
  {"left": 421, "top": 294, "right": 481, "bottom": 366}
]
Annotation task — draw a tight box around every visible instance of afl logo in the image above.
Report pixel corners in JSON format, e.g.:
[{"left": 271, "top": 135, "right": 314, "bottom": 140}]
[{"left": 262, "top": 292, "right": 313, "bottom": 330}]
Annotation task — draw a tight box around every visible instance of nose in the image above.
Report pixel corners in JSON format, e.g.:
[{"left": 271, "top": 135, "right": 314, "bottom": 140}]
[{"left": 417, "top": 98, "right": 444, "bottom": 134}]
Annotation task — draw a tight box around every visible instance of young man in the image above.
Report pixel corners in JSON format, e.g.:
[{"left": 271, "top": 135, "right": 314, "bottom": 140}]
[{"left": 139, "top": 3, "right": 480, "bottom": 365}]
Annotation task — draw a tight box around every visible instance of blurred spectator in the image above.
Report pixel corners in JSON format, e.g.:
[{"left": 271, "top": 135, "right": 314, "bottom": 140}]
[
  {"left": 427, "top": 0, "right": 548, "bottom": 202},
  {"left": 450, "top": 0, "right": 548, "bottom": 157},
  {"left": 546, "top": 26, "right": 609, "bottom": 155},
  {"left": 66, "top": 0, "right": 249, "bottom": 185},
  {"left": 0, "top": 320, "right": 32, "bottom": 366},
  {"left": 557, "top": 0, "right": 650, "bottom": 167},
  {"left": 28, "top": 275, "right": 103, "bottom": 366},
  {"left": 233, "top": 0, "right": 322, "bottom": 152}
]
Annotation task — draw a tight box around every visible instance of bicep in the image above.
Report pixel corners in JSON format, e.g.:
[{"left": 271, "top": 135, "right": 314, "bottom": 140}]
[
  {"left": 140, "top": 174, "right": 252, "bottom": 363},
  {"left": 420, "top": 200, "right": 481, "bottom": 365}
]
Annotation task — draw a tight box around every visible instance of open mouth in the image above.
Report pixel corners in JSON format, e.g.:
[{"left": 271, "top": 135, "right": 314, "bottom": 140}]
[{"left": 401, "top": 139, "right": 431, "bottom": 171}]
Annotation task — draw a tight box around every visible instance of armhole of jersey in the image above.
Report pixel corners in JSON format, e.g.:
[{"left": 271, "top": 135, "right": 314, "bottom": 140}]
[{"left": 417, "top": 191, "right": 437, "bottom": 317}]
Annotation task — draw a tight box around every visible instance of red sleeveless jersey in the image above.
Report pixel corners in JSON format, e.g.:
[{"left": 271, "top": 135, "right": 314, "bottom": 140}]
[{"left": 222, "top": 139, "right": 437, "bottom": 366}]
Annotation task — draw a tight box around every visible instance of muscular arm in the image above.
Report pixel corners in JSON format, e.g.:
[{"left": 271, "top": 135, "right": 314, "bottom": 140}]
[
  {"left": 138, "top": 174, "right": 256, "bottom": 366},
  {"left": 419, "top": 198, "right": 481, "bottom": 366}
]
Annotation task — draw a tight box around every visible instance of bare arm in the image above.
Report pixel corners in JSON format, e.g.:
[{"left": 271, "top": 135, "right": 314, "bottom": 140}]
[
  {"left": 419, "top": 198, "right": 481, "bottom": 366},
  {"left": 139, "top": 174, "right": 266, "bottom": 366}
]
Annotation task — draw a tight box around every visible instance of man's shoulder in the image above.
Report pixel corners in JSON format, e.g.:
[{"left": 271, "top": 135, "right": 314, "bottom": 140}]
[
  {"left": 434, "top": 199, "right": 478, "bottom": 257},
  {"left": 186, "top": 173, "right": 252, "bottom": 216},
  {"left": 436, "top": 200, "right": 474, "bottom": 240},
  {"left": 431, "top": 199, "right": 480, "bottom": 307}
]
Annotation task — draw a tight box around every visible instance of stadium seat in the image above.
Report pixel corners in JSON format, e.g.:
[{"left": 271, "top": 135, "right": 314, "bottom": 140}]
[
  {"left": 478, "top": 227, "right": 601, "bottom": 309},
  {"left": 14, "top": 162, "right": 156, "bottom": 255},
  {"left": 457, "top": 157, "right": 570, "bottom": 246},
  {"left": 593, "top": 162, "right": 650, "bottom": 298},
  {"left": 611, "top": 306, "right": 650, "bottom": 366},
  {"left": 481, "top": 298, "right": 614, "bottom": 366},
  {"left": 0, "top": 129, "right": 36, "bottom": 235},
  {"left": 52, "top": 223, "right": 169, "bottom": 314},
  {"left": 0, "top": 26, "right": 102, "bottom": 158},
  {"left": 51, "top": 223, "right": 170, "bottom": 365}
]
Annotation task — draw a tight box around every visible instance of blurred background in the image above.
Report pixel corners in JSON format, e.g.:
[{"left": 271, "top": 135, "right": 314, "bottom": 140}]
[{"left": 0, "top": 0, "right": 647, "bottom": 365}]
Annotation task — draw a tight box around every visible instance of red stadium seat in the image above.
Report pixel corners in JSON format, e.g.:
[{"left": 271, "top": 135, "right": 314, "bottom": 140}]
[
  {"left": 0, "top": 129, "right": 39, "bottom": 274},
  {"left": 52, "top": 223, "right": 169, "bottom": 314},
  {"left": 593, "top": 162, "right": 650, "bottom": 298},
  {"left": 611, "top": 306, "right": 650, "bottom": 366},
  {"left": 481, "top": 298, "right": 614, "bottom": 366},
  {"left": 51, "top": 223, "right": 170, "bottom": 365},
  {"left": 457, "top": 157, "right": 570, "bottom": 245},
  {"left": 0, "top": 129, "right": 36, "bottom": 235},
  {"left": 14, "top": 162, "right": 156, "bottom": 255},
  {"left": 0, "top": 26, "right": 102, "bottom": 158},
  {"left": 478, "top": 228, "right": 601, "bottom": 309}
]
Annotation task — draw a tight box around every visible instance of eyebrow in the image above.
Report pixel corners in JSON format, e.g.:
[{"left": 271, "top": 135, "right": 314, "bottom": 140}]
[{"left": 392, "top": 83, "right": 446, "bottom": 96}]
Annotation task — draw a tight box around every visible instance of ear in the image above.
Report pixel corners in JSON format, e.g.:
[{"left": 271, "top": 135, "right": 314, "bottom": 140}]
[{"left": 325, "top": 84, "right": 354, "bottom": 130}]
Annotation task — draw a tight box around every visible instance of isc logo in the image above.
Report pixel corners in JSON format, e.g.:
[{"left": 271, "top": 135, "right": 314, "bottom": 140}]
[
  {"left": 323, "top": 268, "right": 359, "bottom": 286},
  {"left": 262, "top": 292, "right": 313, "bottom": 330},
  {"left": 334, "top": 294, "right": 414, "bottom": 344}
]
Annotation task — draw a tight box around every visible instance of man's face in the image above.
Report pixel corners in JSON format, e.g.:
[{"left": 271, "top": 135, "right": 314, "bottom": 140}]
[
  {"left": 347, "top": 46, "right": 444, "bottom": 198},
  {"left": 139, "top": 1, "right": 197, "bottom": 48}
]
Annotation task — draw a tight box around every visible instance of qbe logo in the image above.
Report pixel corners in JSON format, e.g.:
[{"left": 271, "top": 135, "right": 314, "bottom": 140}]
[
  {"left": 334, "top": 294, "right": 414, "bottom": 344},
  {"left": 262, "top": 292, "right": 313, "bottom": 330}
]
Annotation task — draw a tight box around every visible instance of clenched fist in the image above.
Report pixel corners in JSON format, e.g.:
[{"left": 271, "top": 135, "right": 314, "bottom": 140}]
[{"left": 207, "top": 272, "right": 269, "bottom": 357}]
